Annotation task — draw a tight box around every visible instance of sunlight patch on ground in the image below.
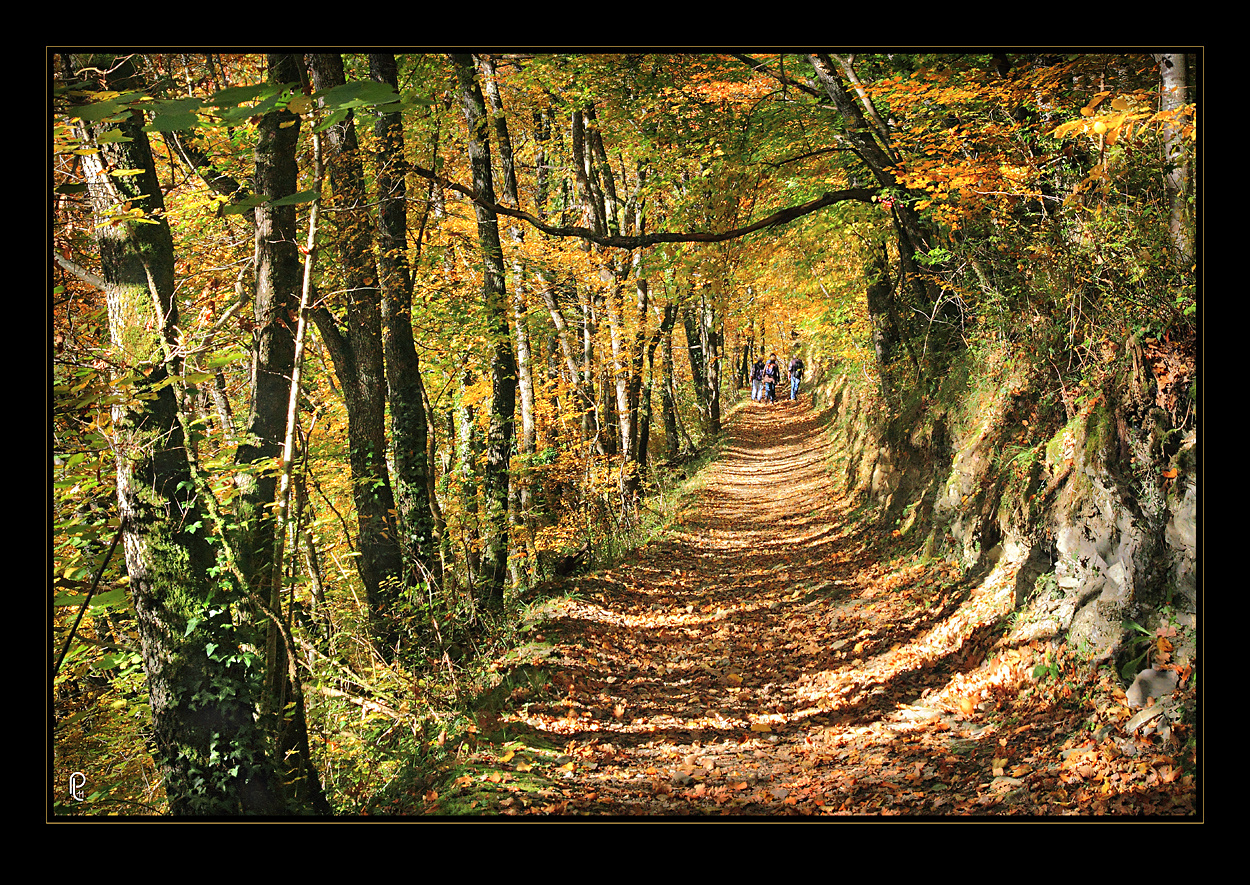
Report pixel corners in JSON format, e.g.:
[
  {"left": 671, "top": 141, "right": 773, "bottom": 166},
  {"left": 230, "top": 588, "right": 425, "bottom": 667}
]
[{"left": 794, "top": 547, "right": 1028, "bottom": 724}]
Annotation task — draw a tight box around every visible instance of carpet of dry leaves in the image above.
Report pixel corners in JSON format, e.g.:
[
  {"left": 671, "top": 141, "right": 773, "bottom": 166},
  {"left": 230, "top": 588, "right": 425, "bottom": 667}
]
[{"left": 429, "top": 400, "right": 1198, "bottom": 818}]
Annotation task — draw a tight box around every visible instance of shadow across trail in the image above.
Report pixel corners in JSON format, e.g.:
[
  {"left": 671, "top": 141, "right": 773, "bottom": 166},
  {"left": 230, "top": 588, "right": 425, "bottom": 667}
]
[{"left": 464, "top": 399, "right": 1012, "bottom": 815}]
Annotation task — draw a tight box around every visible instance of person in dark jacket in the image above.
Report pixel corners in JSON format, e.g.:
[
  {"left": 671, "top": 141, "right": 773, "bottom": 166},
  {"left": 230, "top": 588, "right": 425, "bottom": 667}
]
[
  {"left": 751, "top": 357, "right": 765, "bottom": 402},
  {"left": 789, "top": 354, "right": 805, "bottom": 401},
  {"left": 763, "top": 354, "right": 780, "bottom": 403}
]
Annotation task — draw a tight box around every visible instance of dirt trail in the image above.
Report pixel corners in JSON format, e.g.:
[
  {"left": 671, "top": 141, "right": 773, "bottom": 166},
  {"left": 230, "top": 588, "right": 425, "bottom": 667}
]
[
  {"left": 443, "top": 398, "right": 1189, "bottom": 816},
  {"left": 464, "top": 398, "right": 957, "bottom": 815}
]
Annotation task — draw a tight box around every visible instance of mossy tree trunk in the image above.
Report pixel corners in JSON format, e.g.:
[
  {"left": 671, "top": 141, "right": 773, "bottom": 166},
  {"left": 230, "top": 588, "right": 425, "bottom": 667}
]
[
  {"left": 71, "top": 53, "right": 286, "bottom": 815},
  {"left": 307, "top": 53, "right": 408, "bottom": 656},
  {"left": 235, "top": 52, "right": 328, "bottom": 814},
  {"left": 369, "top": 53, "right": 437, "bottom": 588},
  {"left": 478, "top": 53, "right": 540, "bottom": 584},
  {"left": 451, "top": 53, "right": 518, "bottom": 611}
]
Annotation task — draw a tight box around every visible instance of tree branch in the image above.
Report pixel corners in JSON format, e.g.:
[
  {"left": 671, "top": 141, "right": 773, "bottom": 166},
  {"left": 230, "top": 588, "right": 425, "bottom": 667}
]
[
  {"left": 407, "top": 159, "right": 875, "bottom": 249},
  {"left": 53, "top": 250, "right": 106, "bottom": 291},
  {"left": 732, "top": 53, "right": 826, "bottom": 101},
  {"left": 831, "top": 54, "right": 896, "bottom": 159},
  {"left": 166, "top": 129, "right": 253, "bottom": 221}
]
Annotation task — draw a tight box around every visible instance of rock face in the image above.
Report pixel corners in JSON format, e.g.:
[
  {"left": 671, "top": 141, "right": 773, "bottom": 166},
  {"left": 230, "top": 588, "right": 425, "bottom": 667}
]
[
  {"left": 1125, "top": 668, "right": 1180, "bottom": 708},
  {"left": 813, "top": 337, "right": 1197, "bottom": 679}
]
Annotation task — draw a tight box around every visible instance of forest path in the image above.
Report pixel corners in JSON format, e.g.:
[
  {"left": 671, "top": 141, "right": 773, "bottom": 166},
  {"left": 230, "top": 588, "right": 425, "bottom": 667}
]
[{"left": 432, "top": 398, "right": 1075, "bottom": 816}]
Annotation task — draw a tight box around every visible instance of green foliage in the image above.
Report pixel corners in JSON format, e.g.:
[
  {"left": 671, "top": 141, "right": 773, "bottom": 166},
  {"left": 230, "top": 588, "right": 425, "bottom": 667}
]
[
  {"left": 1032, "top": 651, "right": 1062, "bottom": 682},
  {"left": 1119, "top": 619, "right": 1156, "bottom": 680}
]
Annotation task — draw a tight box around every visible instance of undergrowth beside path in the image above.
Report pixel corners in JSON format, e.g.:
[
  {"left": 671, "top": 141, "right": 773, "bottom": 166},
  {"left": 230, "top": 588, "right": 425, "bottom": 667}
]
[{"left": 391, "top": 400, "right": 1196, "bottom": 818}]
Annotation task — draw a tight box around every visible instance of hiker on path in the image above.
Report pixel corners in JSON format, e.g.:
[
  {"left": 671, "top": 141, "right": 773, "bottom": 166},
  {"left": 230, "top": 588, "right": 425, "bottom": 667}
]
[
  {"left": 763, "top": 354, "right": 780, "bottom": 404},
  {"left": 789, "top": 354, "right": 805, "bottom": 401},
  {"left": 751, "top": 356, "right": 765, "bottom": 402}
]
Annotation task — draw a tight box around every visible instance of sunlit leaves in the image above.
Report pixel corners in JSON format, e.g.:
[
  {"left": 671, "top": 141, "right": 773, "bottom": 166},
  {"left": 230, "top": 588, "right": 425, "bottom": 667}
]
[
  {"left": 870, "top": 57, "right": 1157, "bottom": 232},
  {"left": 205, "top": 82, "right": 269, "bottom": 107},
  {"left": 53, "top": 586, "right": 129, "bottom": 609},
  {"left": 286, "top": 94, "right": 314, "bottom": 115},
  {"left": 313, "top": 79, "right": 402, "bottom": 114},
  {"left": 1051, "top": 89, "right": 1196, "bottom": 148},
  {"left": 219, "top": 194, "right": 266, "bottom": 216}
]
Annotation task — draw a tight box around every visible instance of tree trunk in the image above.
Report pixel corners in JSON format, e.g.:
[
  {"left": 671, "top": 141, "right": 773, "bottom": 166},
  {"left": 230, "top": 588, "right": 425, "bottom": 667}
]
[
  {"left": 456, "top": 369, "right": 483, "bottom": 589},
  {"left": 478, "top": 54, "right": 539, "bottom": 583},
  {"left": 865, "top": 240, "right": 900, "bottom": 370},
  {"left": 682, "top": 303, "right": 708, "bottom": 429},
  {"left": 233, "top": 53, "right": 300, "bottom": 607},
  {"left": 541, "top": 282, "right": 601, "bottom": 450},
  {"left": 451, "top": 53, "right": 517, "bottom": 610},
  {"left": 72, "top": 53, "right": 284, "bottom": 815},
  {"left": 683, "top": 295, "right": 721, "bottom": 437},
  {"left": 705, "top": 299, "right": 722, "bottom": 436},
  {"left": 809, "top": 53, "right": 940, "bottom": 342},
  {"left": 636, "top": 298, "right": 675, "bottom": 484},
  {"left": 605, "top": 280, "right": 633, "bottom": 458},
  {"left": 531, "top": 102, "right": 606, "bottom": 452},
  {"left": 660, "top": 307, "right": 681, "bottom": 458},
  {"left": 240, "top": 52, "right": 328, "bottom": 813},
  {"left": 1153, "top": 53, "right": 1192, "bottom": 265},
  {"left": 369, "top": 53, "right": 437, "bottom": 586},
  {"left": 620, "top": 273, "right": 651, "bottom": 501},
  {"left": 307, "top": 53, "right": 407, "bottom": 656}
]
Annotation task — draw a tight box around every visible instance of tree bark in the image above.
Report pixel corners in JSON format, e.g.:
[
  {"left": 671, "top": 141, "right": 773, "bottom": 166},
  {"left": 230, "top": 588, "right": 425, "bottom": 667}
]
[
  {"left": 636, "top": 299, "right": 676, "bottom": 482},
  {"left": 865, "top": 240, "right": 900, "bottom": 370},
  {"left": 451, "top": 53, "right": 517, "bottom": 610},
  {"left": 455, "top": 369, "right": 483, "bottom": 589},
  {"left": 232, "top": 52, "right": 301, "bottom": 600},
  {"left": 541, "top": 282, "right": 601, "bottom": 449},
  {"left": 682, "top": 294, "right": 721, "bottom": 437},
  {"left": 808, "top": 53, "right": 938, "bottom": 337},
  {"left": 232, "top": 55, "right": 302, "bottom": 730},
  {"left": 1153, "top": 53, "right": 1192, "bottom": 265},
  {"left": 369, "top": 53, "right": 437, "bottom": 586},
  {"left": 307, "top": 53, "right": 407, "bottom": 655},
  {"left": 661, "top": 306, "right": 681, "bottom": 458},
  {"left": 242, "top": 53, "right": 328, "bottom": 814},
  {"left": 478, "top": 54, "right": 539, "bottom": 582},
  {"left": 71, "top": 53, "right": 285, "bottom": 815}
]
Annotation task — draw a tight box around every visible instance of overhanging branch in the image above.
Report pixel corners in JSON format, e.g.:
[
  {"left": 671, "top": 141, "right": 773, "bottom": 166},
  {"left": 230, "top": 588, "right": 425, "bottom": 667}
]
[{"left": 409, "top": 160, "right": 875, "bottom": 249}]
